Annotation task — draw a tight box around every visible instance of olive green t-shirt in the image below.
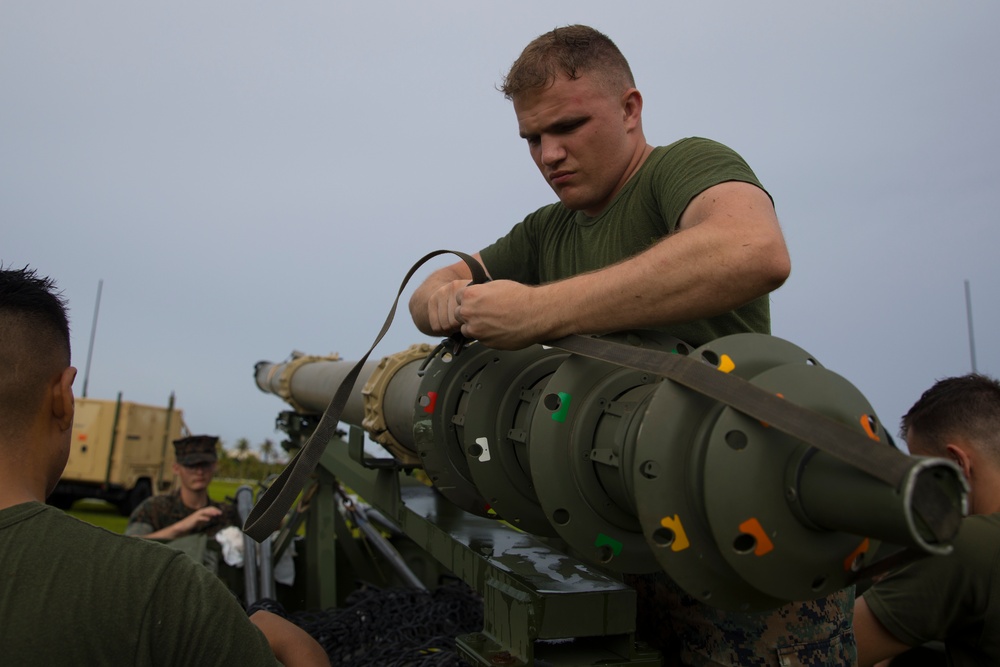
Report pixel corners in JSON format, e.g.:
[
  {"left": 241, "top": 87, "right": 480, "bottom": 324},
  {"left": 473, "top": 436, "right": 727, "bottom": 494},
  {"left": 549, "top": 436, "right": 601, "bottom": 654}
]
[
  {"left": 0, "top": 502, "right": 279, "bottom": 666},
  {"left": 864, "top": 513, "right": 1000, "bottom": 666},
  {"left": 479, "top": 137, "right": 772, "bottom": 346}
]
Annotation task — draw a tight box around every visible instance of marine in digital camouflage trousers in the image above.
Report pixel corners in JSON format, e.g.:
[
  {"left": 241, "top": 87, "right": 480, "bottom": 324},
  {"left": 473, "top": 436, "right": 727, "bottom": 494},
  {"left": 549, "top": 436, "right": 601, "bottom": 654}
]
[
  {"left": 625, "top": 573, "right": 856, "bottom": 666},
  {"left": 126, "top": 492, "right": 240, "bottom": 538}
]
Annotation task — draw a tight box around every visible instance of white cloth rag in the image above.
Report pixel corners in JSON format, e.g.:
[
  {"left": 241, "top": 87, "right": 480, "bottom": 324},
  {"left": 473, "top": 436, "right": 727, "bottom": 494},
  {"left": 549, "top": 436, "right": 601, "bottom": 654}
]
[{"left": 215, "top": 525, "right": 296, "bottom": 586}]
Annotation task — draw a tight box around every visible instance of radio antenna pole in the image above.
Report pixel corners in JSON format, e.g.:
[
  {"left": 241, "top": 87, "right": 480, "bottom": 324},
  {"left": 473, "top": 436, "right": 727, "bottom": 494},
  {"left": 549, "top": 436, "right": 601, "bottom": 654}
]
[
  {"left": 965, "top": 279, "right": 978, "bottom": 373},
  {"left": 82, "top": 279, "right": 103, "bottom": 398}
]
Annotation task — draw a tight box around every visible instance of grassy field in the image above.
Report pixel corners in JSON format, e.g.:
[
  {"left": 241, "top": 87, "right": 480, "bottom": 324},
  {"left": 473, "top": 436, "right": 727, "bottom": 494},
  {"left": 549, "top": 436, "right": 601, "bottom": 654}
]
[{"left": 67, "top": 479, "right": 257, "bottom": 533}]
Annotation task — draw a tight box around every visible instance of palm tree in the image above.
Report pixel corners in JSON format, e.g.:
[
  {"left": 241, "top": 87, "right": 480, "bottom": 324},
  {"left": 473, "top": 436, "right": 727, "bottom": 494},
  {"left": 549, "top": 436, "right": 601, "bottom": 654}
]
[
  {"left": 260, "top": 439, "right": 275, "bottom": 466},
  {"left": 235, "top": 438, "right": 251, "bottom": 480}
]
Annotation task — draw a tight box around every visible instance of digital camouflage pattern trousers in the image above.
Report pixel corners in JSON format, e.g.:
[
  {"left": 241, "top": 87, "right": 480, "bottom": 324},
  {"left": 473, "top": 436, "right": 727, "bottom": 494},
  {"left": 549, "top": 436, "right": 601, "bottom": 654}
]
[{"left": 624, "top": 573, "right": 856, "bottom": 667}]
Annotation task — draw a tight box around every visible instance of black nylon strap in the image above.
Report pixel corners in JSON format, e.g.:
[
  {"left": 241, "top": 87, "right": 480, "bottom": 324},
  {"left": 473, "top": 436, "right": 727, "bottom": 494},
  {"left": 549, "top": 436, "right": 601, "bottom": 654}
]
[{"left": 243, "top": 250, "right": 487, "bottom": 541}]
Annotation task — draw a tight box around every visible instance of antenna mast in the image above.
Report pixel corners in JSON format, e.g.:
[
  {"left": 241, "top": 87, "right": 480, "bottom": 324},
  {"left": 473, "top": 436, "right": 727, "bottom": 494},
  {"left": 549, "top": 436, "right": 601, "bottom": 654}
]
[
  {"left": 82, "top": 279, "right": 103, "bottom": 398},
  {"left": 965, "top": 279, "right": 977, "bottom": 373}
]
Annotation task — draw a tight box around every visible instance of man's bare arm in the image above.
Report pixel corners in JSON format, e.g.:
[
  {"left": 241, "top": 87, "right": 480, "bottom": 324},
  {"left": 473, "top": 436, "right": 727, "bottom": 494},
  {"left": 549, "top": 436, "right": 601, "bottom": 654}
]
[
  {"left": 452, "top": 181, "right": 790, "bottom": 349},
  {"left": 853, "top": 596, "right": 913, "bottom": 667},
  {"left": 250, "top": 610, "right": 330, "bottom": 667},
  {"left": 130, "top": 506, "right": 223, "bottom": 540}
]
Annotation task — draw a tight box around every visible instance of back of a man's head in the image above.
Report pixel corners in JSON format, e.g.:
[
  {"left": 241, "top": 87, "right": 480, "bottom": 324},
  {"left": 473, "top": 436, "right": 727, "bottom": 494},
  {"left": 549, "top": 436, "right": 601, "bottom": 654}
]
[
  {"left": 501, "top": 24, "right": 635, "bottom": 100},
  {"left": 0, "top": 266, "right": 71, "bottom": 441},
  {"left": 901, "top": 373, "right": 1000, "bottom": 463}
]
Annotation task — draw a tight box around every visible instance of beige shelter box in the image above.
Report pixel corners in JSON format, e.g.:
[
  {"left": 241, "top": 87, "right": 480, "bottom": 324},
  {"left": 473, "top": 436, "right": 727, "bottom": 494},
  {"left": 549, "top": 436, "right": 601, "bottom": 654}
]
[{"left": 49, "top": 394, "right": 188, "bottom": 515}]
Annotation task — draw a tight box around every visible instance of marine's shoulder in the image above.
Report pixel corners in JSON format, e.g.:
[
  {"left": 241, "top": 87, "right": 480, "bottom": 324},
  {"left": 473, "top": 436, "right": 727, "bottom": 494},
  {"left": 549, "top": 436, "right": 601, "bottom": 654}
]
[
  {"left": 951, "top": 513, "right": 1000, "bottom": 559},
  {"left": 10, "top": 502, "right": 182, "bottom": 564},
  {"left": 649, "top": 137, "right": 742, "bottom": 162},
  {"left": 963, "top": 511, "right": 1000, "bottom": 530},
  {"left": 0, "top": 500, "right": 50, "bottom": 529}
]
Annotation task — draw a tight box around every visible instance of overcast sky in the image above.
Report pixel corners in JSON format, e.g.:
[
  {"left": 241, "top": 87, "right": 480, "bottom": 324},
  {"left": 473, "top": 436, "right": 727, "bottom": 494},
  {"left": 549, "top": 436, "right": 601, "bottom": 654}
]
[{"left": 3, "top": 2, "right": 997, "bottom": 458}]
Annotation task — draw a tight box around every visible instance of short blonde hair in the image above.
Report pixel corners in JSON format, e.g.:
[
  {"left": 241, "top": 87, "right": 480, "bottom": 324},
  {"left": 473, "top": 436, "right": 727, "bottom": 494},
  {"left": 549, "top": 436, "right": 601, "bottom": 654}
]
[{"left": 501, "top": 25, "right": 635, "bottom": 100}]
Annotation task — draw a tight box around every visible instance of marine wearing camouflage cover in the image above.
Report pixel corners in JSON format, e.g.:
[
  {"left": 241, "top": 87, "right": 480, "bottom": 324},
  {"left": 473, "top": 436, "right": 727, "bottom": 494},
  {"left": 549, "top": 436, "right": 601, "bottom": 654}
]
[
  {"left": 126, "top": 434, "right": 238, "bottom": 538},
  {"left": 125, "top": 492, "right": 239, "bottom": 538},
  {"left": 626, "top": 573, "right": 856, "bottom": 666}
]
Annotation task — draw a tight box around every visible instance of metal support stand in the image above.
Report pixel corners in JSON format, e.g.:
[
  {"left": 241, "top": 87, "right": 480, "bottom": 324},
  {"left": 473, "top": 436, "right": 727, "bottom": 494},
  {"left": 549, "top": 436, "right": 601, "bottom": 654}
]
[
  {"left": 305, "top": 461, "right": 342, "bottom": 610},
  {"left": 258, "top": 533, "right": 276, "bottom": 601},
  {"left": 318, "top": 429, "right": 660, "bottom": 666},
  {"left": 236, "top": 485, "right": 261, "bottom": 606}
]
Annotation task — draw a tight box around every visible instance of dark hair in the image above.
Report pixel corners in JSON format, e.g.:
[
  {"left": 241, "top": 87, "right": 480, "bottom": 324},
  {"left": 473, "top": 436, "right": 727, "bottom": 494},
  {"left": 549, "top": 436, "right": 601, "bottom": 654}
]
[
  {"left": 901, "top": 373, "right": 1000, "bottom": 461},
  {"left": 0, "top": 265, "right": 72, "bottom": 438},
  {"left": 500, "top": 25, "right": 635, "bottom": 100}
]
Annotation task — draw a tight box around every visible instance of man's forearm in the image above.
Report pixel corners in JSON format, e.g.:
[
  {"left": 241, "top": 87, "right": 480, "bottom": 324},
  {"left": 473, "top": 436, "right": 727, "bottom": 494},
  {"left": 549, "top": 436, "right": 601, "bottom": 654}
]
[
  {"left": 141, "top": 525, "right": 185, "bottom": 540},
  {"left": 250, "top": 610, "right": 330, "bottom": 667},
  {"left": 536, "top": 218, "right": 788, "bottom": 336},
  {"left": 554, "top": 179, "right": 789, "bottom": 334},
  {"left": 853, "top": 597, "right": 912, "bottom": 666}
]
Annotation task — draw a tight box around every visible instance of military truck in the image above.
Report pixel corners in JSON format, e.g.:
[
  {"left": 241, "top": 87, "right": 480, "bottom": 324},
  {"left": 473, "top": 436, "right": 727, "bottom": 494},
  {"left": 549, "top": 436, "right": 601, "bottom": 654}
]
[{"left": 48, "top": 393, "right": 188, "bottom": 515}]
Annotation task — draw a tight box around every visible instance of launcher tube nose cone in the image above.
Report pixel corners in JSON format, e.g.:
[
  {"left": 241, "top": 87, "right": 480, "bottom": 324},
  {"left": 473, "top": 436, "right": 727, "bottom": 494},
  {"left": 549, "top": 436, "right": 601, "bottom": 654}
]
[
  {"left": 902, "top": 456, "right": 968, "bottom": 553},
  {"left": 796, "top": 452, "right": 967, "bottom": 556}
]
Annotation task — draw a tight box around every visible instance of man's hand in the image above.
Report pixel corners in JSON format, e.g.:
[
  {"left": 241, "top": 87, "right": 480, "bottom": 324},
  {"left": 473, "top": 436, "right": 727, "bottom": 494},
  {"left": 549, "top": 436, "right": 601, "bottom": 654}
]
[
  {"left": 410, "top": 256, "right": 552, "bottom": 349},
  {"left": 455, "top": 280, "right": 553, "bottom": 350},
  {"left": 425, "top": 279, "right": 468, "bottom": 336},
  {"left": 409, "top": 253, "right": 486, "bottom": 337},
  {"left": 178, "top": 506, "right": 223, "bottom": 532}
]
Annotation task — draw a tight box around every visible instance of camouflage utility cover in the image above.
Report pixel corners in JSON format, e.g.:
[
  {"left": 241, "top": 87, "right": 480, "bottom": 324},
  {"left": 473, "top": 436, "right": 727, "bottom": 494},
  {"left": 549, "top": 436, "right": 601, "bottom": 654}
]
[{"left": 173, "top": 435, "right": 220, "bottom": 466}]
